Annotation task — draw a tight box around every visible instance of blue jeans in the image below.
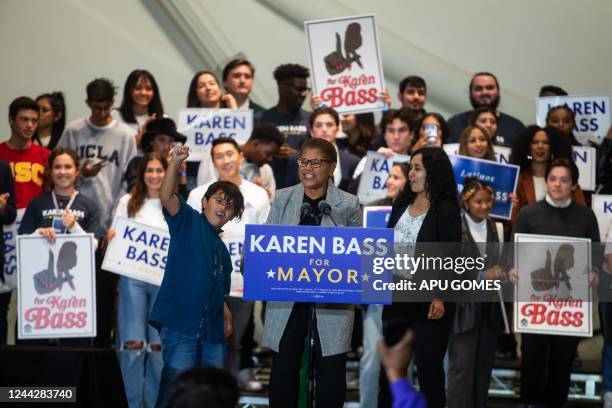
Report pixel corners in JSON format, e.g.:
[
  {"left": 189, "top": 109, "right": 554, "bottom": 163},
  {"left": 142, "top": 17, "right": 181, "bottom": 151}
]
[
  {"left": 602, "top": 302, "right": 612, "bottom": 392},
  {"left": 360, "top": 304, "right": 382, "bottom": 408},
  {"left": 118, "top": 277, "right": 163, "bottom": 408},
  {"left": 155, "top": 325, "right": 226, "bottom": 408}
]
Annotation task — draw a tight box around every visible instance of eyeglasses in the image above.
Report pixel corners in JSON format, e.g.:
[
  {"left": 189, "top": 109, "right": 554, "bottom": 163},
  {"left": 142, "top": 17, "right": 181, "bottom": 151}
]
[
  {"left": 297, "top": 158, "right": 334, "bottom": 168},
  {"left": 212, "top": 196, "right": 235, "bottom": 212}
]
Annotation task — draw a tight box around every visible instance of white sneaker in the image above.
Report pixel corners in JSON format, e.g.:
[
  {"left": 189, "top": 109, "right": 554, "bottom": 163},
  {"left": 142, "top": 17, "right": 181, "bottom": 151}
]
[{"left": 604, "top": 391, "right": 612, "bottom": 408}]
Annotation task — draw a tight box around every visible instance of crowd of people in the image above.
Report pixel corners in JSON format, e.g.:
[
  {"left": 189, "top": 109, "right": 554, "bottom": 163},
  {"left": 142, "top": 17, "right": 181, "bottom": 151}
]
[{"left": 0, "top": 58, "right": 611, "bottom": 408}]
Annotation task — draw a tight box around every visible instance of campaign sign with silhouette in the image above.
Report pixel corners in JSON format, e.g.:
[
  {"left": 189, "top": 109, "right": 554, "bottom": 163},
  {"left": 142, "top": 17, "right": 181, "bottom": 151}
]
[
  {"left": 177, "top": 108, "right": 253, "bottom": 162},
  {"left": 243, "top": 224, "right": 393, "bottom": 304},
  {"left": 305, "top": 15, "right": 386, "bottom": 114},
  {"left": 17, "top": 234, "right": 96, "bottom": 339},
  {"left": 513, "top": 233, "right": 592, "bottom": 337},
  {"left": 103, "top": 217, "right": 169, "bottom": 286}
]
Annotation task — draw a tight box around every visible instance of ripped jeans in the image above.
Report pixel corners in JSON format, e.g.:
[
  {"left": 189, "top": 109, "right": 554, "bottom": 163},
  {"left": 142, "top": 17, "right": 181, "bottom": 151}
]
[{"left": 118, "top": 276, "right": 163, "bottom": 408}]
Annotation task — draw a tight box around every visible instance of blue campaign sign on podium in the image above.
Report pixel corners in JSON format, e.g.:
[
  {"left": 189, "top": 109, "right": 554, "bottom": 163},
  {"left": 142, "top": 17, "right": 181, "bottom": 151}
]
[{"left": 243, "top": 224, "right": 393, "bottom": 304}]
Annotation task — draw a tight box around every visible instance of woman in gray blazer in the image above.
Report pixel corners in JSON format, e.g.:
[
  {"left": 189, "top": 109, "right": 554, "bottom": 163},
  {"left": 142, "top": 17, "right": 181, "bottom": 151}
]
[{"left": 263, "top": 138, "right": 361, "bottom": 408}]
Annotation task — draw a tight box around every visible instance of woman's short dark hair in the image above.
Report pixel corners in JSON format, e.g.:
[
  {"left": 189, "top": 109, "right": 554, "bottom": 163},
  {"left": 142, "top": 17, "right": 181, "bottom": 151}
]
[
  {"left": 204, "top": 180, "right": 245, "bottom": 221},
  {"left": 118, "top": 69, "right": 164, "bottom": 124},
  {"left": 299, "top": 138, "right": 337, "bottom": 162},
  {"left": 509, "top": 125, "right": 573, "bottom": 172},
  {"left": 309, "top": 106, "right": 339, "bottom": 129},
  {"left": 396, "top": 147, "right": 458, "bottom": 209},
  {"left": 545, "top": 157, "right": 579, "bottom": 185},
  {"left": 187, "top": 71, "right": 220, "bottom": 108},
  {"left": 467, "top": 107, "right": 497, "bottom": 127}
]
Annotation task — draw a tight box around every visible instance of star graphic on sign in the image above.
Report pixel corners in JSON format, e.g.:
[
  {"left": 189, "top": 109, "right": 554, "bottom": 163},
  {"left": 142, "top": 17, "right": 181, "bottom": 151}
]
[
  {"left": 266, "top": 269, "right": 276, "bottom": 279},
  {"left": 361, "top": 273, "right": 370, "bottom": 282}
]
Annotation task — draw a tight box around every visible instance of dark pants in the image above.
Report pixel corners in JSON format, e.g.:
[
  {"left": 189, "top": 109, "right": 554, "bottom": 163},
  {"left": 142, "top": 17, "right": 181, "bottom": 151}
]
[
  {"left": 269, "top": 303, "right": 346, "bottom": 408},
  {"left": 95, "top": 249, "right": 118, "bottom": 347},
  {"left": 0, "top": 291, "right": 11, "bottom": 345},
  {"left": 378, "top": 302, "right": 455, "bottom": 408},
  {"left": 447, "top": 320, "right": 499, "bottom": 408},
  {"left": 225, "top": 297, "right": 254, "bottom": 376},
  {"left": 520, "top": 333, "right": 579, "bottom": 407}
]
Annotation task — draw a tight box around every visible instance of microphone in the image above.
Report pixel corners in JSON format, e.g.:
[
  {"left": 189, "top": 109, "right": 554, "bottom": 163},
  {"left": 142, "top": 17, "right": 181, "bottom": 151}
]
[
  {"left": 318, "top": 201, "right": 338, "bottom": 226},
  {"left": 300, "top": 202, "right": 313, "bottom": 223}
]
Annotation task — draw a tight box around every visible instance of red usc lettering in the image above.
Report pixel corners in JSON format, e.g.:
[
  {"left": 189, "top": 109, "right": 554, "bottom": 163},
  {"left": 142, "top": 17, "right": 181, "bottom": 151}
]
[{"left": 9, "top": 162, "right": 45, "bottom": 186}]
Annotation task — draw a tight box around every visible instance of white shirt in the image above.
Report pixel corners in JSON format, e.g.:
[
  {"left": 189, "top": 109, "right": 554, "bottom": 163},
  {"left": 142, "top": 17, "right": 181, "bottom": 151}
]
[
  {"left": 465, "top": 214, "right": 488, "bottom": 243},
  {"left": 544, "top": 194, "right": 571, "bottom": 208},
  {"left": 533, "top": 176, "right": 546, "bottom": 201},
  {"left": 187, "top": 179, "right": 270, "bottom": 297},
  {"left": 113, "top": 194, "right": 168, "bottom": 231}
]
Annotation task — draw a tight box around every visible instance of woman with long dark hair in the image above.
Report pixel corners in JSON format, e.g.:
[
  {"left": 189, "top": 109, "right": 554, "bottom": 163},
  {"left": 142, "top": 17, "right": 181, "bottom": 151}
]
[
  {"left": 114, "top": 69, "right": 164, "bottom": 147},
  {"left": 186, "top": 71, "right": 237, "bottom": 109},
  {"left": 107, "top": 152, "right": 168, "bottom": 408},
  {"left": 509, "top": 125, "right": 584, "bottom": 221},
  {"left": 34, "top": 92, "right": 65, "bottom": 149},
  {"left": 380, "top": 147, "right": 461, "bottom": 408}
]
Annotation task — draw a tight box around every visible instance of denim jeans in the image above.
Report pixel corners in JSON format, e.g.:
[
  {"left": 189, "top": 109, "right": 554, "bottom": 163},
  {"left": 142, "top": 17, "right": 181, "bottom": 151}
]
[
  {"left": 602, "top": 302, "right": 612, "bottom": 392},
  {"left": 360, "top": 304, "right": 382, "bottom": 408},
  {"left": 118, "top": 276, "right": 163, "bottom": 408},
  {"left": 155, "top": 324, "right": 226, "bottom": 408}
]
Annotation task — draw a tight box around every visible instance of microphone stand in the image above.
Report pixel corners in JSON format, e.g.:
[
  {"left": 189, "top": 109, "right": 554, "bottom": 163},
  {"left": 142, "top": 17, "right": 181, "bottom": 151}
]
[{"left": 307, "top": 302, "right": 316, "bottom": 408}]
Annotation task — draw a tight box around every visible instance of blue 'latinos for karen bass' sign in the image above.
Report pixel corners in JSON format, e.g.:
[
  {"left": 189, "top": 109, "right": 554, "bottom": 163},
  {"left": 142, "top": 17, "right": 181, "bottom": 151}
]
[
  {"left": 243, "top": 224, "right": 393, "bottom": 304},
  {"left": 448, "top": 154, "right": 520, "bottom": 220}
]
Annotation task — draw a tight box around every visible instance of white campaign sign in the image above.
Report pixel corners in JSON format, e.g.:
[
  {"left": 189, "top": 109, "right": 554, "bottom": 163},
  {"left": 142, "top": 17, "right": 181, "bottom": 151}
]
[
  {"left": 357, "top": 151, "right": 410, "bottom": 205},
  {"left": 0, "top": 208, "right": 24, "bottom": 293},
  {"left": 177, "top": 108, "right": 253, "bottom": 161},
  {"left": 513, "top": 233, "right": 592, "bottom": 337},
  {"left": 592, "top": 194, "right": 612, "bottom": 242},
  {"left": 18, "top": 234, "right": 96, "bottom": 339},
  {"left": 223, "top": 236, "right": 244, "bottom": 298},
  {"left": 572, "top": 146, "right": 596, "bottom": 191},
  {"left": 536, "top": 95, "right": 611, "bottom": 145},
  {"left": 102, "top": 217, "right": 169, "bottom": 286},
  {"left": 305, "top": 14, "right": 386, "bottom": 114}
]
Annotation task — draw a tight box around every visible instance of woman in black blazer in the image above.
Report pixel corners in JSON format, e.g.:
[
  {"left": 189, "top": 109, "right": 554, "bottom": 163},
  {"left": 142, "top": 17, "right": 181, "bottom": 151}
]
[{"left": 379, "top": 147, "right": 461, "bottom": 408}]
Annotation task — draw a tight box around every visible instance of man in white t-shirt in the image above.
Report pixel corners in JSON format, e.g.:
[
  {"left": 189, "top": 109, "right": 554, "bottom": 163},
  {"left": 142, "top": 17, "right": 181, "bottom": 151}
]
[
  {"left": 187, "top": 137, "right": 269, "bottom": 382},
  {"left": 196, "top": 123, "right": 284, "bottom": 201}
]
